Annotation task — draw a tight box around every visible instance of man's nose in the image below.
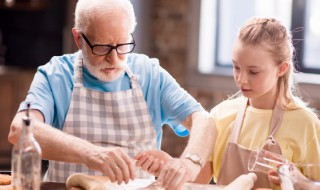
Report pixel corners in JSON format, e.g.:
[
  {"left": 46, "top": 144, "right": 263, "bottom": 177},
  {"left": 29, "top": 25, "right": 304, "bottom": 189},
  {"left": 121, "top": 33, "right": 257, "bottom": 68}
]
[{"left": 105, "top": 49, "right": 118, "bottom": 63}]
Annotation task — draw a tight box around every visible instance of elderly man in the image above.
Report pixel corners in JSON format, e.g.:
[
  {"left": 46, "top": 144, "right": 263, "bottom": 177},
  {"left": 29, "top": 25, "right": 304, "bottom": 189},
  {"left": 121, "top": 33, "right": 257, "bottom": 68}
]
[{"left": 8, "top": 0, "right": 216, "bottom": 185}]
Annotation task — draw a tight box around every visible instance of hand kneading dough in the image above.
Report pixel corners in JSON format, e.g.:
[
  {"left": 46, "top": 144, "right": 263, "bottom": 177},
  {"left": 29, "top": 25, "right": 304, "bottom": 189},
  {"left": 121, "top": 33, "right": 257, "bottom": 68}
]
[{"left": 66, "top": 173, "right": 106, "bottom": 190}]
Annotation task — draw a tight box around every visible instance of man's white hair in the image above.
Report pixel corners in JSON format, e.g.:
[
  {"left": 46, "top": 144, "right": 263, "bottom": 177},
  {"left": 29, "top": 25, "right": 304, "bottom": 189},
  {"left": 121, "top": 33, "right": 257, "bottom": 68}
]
[{"left": 74, "top": 0, "right": 136, "bottom": 33}]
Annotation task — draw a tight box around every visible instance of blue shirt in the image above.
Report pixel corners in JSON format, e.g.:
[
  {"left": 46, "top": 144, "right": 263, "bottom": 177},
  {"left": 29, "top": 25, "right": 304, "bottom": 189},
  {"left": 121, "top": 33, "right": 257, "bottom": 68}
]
[{"left": 19, "top": 52, "right": 203, "bottom": 148}]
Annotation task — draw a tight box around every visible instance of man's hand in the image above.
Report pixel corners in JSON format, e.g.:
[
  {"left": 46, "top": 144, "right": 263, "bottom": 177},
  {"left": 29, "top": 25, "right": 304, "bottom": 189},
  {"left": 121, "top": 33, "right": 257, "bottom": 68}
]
[
  {"left": 83, "top": 146, "right": 135, "bottom": 185},
  {"left": 155, "top": 158, "right": 202, "bottom": 190},
  {"left": 134, "top": 149, "right": 172, "bottom": 176},
  {"left": 9, "top": 110, "right": 136, "bottom": 185}
]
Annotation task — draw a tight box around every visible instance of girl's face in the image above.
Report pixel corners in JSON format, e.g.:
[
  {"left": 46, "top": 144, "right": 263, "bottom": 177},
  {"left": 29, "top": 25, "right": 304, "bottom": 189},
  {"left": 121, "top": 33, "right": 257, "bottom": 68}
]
[{"left": 232, "top": 40, "right": 282, "bottom": 109}]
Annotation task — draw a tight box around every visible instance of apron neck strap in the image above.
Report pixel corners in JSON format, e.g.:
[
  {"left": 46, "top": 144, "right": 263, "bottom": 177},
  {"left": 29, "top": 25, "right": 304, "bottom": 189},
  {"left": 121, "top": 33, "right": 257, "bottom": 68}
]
[
  {"left": 230, "top": 80, "right": 285, "bottom": 143},
  {"left": 124, "top": 64, "right": 139, "bottom": 89},
  {"left": 269, "top": 80, "right": 285, "bottom": 137},
  {"left": 229, "top": 98, "right": 248, "bottom": 143},
  {"left": 74, "top": 52, "right": 84, "bottom": 87}
]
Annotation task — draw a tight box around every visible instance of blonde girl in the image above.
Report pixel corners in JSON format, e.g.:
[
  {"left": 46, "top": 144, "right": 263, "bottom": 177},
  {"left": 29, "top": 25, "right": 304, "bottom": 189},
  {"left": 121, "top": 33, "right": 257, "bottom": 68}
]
[{"left": 135, "top": 17, "right": 320, "bottom": 190}]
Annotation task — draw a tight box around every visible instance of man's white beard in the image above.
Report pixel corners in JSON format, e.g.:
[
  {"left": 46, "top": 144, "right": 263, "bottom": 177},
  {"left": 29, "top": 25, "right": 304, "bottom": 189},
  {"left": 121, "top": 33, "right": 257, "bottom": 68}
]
[{"left": 82, "top": 55, "right": 126, "bottom": 82}]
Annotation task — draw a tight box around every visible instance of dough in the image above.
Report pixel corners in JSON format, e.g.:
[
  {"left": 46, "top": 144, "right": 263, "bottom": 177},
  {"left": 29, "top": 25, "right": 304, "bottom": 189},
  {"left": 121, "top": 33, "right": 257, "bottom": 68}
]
[{"left": 66, "top": 173, "right": 106, "bottom": 190}]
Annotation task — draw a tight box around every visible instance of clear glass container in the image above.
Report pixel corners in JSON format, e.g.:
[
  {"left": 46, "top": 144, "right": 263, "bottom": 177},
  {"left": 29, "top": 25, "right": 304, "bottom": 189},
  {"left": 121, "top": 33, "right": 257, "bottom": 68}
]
[
  {"left": 11, "top": 110, "right": 42, "bottom": 190},
  {"left": 278, "top": 164, "right": 320, "bottom": 190}
]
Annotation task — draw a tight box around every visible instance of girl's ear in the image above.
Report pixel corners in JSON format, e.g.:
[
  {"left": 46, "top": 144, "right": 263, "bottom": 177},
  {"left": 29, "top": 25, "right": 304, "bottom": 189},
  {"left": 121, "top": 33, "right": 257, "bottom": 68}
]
[
  {"left": 72, "top": 28, "right": 82, "bottom": 49},
  {"left": 278, "top": 62, "right": 289, "bottom": 77}
]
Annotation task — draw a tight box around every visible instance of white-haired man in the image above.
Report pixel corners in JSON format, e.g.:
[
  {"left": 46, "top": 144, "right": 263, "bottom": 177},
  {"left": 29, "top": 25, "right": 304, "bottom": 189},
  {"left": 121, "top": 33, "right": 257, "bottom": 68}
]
[{"left": 8, "top": 0, "right": 216, "bottom": 186}]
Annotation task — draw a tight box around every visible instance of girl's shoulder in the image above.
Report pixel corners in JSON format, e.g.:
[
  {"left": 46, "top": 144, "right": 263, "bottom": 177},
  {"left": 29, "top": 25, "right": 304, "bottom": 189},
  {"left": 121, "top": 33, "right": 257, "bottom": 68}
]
[
  {"left": 210, "top": 96, "right": 246, "bottom": 118},
  {"left": 213, "top": 96, "right": 245, "bottom": 109},
  {"left": 286, "top": 107, "right": 319, "bottom": 122}
]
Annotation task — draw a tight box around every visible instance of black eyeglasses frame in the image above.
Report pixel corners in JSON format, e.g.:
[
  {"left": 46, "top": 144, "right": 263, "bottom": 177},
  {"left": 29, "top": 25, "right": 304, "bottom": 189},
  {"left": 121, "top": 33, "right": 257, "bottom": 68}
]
[{"left": 80, "top": 33, "right": 136, "bottom": 56}]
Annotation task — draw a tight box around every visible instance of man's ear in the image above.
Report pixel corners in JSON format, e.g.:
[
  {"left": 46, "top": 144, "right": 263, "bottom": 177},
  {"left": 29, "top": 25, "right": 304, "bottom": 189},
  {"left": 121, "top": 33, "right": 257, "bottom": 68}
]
[
  {"left": 72, "top": 28, "right": 82, "bottom": 49},
  {"left": 278, "top": 62, "right": 289, "bottom": 77}
]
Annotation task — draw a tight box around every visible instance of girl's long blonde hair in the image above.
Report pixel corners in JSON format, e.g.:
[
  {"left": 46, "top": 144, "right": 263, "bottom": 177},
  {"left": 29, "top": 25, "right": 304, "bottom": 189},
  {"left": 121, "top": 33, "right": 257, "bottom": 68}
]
[{"left": 235, "top": 17, "right": 313, "bottom": 112}]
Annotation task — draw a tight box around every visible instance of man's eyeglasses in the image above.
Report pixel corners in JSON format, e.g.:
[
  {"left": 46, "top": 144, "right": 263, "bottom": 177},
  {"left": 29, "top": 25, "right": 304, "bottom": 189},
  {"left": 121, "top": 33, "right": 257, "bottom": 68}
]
[{"left": 81, "top": 33, "right": 135, "bottom": 56}]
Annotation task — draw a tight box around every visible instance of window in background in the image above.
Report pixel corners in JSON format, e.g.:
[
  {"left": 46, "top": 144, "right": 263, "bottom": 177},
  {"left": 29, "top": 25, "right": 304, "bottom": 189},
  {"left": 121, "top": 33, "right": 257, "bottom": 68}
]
[
  {"left": 198, "top": 0, "right": 320, "bottom": 75},
  {"left": 198, "top": 0, "right": 217, "bottom": 74},
  {"left": 303, "top": 0, "right": 320, "bottom": 70},
  {"left": 216, "top": 0, "right": 292, "bottom": 66}
]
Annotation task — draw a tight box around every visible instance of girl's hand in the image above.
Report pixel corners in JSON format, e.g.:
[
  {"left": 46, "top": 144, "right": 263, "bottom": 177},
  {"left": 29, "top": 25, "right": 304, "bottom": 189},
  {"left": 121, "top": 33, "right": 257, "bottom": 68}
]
[
  {"left": 134, "top": 149, "right": 172, "bottom": 176},
  {"left": 268, "top": 170, "right": 280, "bottom": 186},
  {"left": 225, "top": 173, "right": 257, "bottom": 190}
]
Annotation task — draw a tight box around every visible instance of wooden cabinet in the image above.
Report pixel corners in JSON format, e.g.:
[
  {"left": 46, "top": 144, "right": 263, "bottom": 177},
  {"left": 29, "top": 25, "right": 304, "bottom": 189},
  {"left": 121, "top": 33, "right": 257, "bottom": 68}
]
[{"left": 0, "top": 67, "right": 35, "bottom": 169}]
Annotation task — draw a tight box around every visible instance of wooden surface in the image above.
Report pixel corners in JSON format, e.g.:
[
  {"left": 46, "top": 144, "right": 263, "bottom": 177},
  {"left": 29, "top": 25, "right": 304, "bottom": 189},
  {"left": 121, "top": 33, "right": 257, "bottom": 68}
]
[
  {"left": 0, "top": 183, "right": 273, "bottom": 190},
  {"left": 0, "top": 182, "right": 69, "bottom": 190},
  {"left": 42, "top": 182, "right": 68, "bottom": 190}
]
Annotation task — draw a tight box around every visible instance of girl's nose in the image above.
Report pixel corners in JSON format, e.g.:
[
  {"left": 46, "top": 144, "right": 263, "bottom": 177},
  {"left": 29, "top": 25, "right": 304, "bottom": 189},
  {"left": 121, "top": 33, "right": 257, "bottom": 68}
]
[{"left": 237, "top": 72, "right": 248, "bottom": 85}]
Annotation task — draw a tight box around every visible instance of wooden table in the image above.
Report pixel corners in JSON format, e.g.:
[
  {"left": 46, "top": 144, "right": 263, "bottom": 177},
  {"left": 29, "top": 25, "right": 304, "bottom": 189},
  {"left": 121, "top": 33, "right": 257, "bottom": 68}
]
[
  {"left": 0, "top": 183, "right": 67, "bottom": 190},
  {"left": 0, "top": 183, "right": 273, "bottom": 190},
  {"left": 41, "top": 182, "right": 68, "bottom": 190}
]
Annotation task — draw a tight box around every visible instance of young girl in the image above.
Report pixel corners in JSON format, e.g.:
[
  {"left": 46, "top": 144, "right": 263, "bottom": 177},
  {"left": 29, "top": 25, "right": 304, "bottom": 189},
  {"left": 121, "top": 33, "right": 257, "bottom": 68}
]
[{"left": 135, "top": 17, "right": 320, "bottom": 189}]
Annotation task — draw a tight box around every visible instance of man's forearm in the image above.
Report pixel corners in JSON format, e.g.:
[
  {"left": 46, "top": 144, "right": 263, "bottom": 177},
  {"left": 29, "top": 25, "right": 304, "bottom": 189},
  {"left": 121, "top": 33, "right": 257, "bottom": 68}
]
[
  {"left": 156, "top": 111, "right": 217, "bottom": 187},
  {"left": 33, "top": 120, "right": 95, "bottom": 163},
  {"left": 181, "top": 111, "right": 217, "bottom": 163},
  {"left": 9, "top": 111, "right": 94, "bottom": 164}
]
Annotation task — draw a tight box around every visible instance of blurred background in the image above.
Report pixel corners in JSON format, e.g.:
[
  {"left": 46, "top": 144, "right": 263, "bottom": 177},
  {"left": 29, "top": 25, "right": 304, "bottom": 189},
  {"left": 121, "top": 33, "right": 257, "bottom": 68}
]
[{"left": 1, "top": 0, "right": 320, "bottom": 170}]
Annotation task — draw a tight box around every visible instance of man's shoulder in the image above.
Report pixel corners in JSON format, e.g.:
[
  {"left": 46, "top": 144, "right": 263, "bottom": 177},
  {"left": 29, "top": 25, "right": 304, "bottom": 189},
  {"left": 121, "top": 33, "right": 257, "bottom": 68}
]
[
  {"left": 38, "top": 53, "right": 76, "bottom": 75},
  {"left": 126, "top": 53, "right": 162, "bottom": 79},
  {"left": 127, "top": 53, "right": 160, "bottom": 68}
]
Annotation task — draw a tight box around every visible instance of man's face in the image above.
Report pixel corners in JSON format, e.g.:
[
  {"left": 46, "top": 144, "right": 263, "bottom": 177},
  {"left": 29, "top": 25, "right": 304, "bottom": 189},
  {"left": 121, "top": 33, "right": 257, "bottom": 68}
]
[{"left": 80, "top": 12, "right": 132, "bottom": 82}]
